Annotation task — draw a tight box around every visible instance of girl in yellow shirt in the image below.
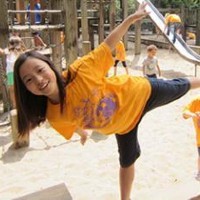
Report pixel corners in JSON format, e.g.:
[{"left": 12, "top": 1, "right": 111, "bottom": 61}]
[{"left": 13, "top": 3, "right": 200, "bottom": 200}]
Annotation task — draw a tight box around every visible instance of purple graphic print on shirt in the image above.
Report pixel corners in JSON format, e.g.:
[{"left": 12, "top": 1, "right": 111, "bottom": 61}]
[{"left": 74, "top": 91, "right": 118, "bottom": 129}]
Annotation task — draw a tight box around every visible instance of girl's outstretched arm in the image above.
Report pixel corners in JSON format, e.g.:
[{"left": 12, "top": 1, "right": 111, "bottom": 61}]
[{"left": 104, "top": 2, "right": 149, "bottom": 51}]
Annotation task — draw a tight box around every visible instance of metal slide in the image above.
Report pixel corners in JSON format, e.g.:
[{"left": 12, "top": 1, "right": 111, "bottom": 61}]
[{"left": 136, "top": 0, "right": 200, "bottom": 66}]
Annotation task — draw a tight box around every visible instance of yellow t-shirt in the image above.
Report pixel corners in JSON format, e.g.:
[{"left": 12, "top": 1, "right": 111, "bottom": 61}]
[
  {"left": 115, "top": 41, "right": 126, "bottom": 61},
  {"left": 47, "top": 42, "right": 151, "bottom": 140},
  {"left": 165, "top": 14, "right": 181, "bottom": 24},
  {"left": 183, "top": 96, "right": 200, "bottom": 147}
]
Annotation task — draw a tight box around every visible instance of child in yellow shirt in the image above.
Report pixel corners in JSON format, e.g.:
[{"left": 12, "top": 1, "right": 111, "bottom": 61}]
[
  {"left": 113, "top": 40, "right": 128, "bottom": 76},
  {"left": 183, "top": 96, "right": 200, "bottom": 181},
  {"left": 164, "top": 13, "right": 182, "bottom": 43}
]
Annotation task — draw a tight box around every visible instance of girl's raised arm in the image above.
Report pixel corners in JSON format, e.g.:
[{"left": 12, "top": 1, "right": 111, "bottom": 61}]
[{"left": 104, "top": 2, "right": 149, "bottom": 51}]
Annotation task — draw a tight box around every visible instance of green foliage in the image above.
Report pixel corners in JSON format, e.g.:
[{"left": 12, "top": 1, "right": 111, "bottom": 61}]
[
  {"left": 154, "top": 0, "right": 199, "bottom": 8},
  {"left": 182, "top": 0, "right": 200, "bottom": 8},
  {"left": 127, "top": 0, "right": 136, "bottom": 13},
  {"left": 115, "top": 0, "right": 136, "bottom": 20},
  {"left": 140, "top": 0, "right": 199, "bottom": 8}
]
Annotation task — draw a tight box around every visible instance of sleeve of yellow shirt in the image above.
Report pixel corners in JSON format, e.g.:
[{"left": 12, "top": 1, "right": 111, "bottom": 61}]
[
  {"left": 49, "top": 121, "right": 77, "bottom": 140},
  {"left": 71, "top": 42, "right": 114, "bottom": 78}
]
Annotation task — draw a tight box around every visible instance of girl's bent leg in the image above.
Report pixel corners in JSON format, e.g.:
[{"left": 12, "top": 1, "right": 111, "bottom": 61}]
[{"left": 120, "top": 163, "right": 135, "bottom": 200}]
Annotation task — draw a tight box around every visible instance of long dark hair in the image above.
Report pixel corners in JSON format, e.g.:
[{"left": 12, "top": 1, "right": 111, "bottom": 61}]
[{"left": 14, "top": 51, "right": 67, "bottom": 136}]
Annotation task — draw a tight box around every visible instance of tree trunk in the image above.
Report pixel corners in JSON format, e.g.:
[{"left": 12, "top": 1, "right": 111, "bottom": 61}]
[
  {"left": 0, "top": 1, "right": 10, "bottom": 112},
  {"left": 196, "top": 8, "right": 200, "bottom": 45},
  {"left": 63, "top": 0, "right": 78, "bottom": 67}
]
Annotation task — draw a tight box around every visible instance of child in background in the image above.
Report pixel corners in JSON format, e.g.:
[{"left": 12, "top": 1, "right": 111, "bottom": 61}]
[
  {"left": 187, "top": 32, "right": 196, "bottom": 41},
  {"left": 0, "top": 36, "right": 26, "bottom": 109},
  {"left": 26, "top": 0, "right": 42, "bottom": 25},
  {"left": 142, "top": 44, "right": 161, "bottom": 78},
  {"left": 182, "top": 96, "right": 200, "bottom": 181},
  {"left": 164, "top": 13, "right": 182, "bottom": 44},
  {"left": 113, "top": 40, "right": 128, "bottom": 76},
  {"left": 31, "top": 31, "right": 47, "bottom": 50}
]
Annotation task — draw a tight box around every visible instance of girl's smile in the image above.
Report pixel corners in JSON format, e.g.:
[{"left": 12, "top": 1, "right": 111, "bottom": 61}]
[{"left": 19, "top": 57, "right": 60, "bottom": 103}]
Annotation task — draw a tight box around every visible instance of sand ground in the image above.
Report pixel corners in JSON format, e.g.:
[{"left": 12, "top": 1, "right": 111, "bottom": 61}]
[{"left": 0, "top": 40, "right": 200, "bottom": 200}]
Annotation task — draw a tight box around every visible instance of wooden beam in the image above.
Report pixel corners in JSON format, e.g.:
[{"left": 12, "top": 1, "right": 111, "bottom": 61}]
[
  {"left": 63, "top": 0, "right": 78, "bottom": 67},
  {"left": 134, "top": 2, "right": 141, "bottom": 55},
  {"left": 109, "top": 0, "right": 116, "bottom": 32},
  {"left": 13, "top": 183, "right": 72, "bottom": 200},
  {"left": 98, "top": 0, "right": 104, "bottom": 43},
  {"left": 81, "top": 0, "right": 91, "bottom": 55},
  {"left": 122, "top": 0, "right": 128, "bottom": 49},
  {"left": 81, "top": 0, "right": 89, "bottom": 41},
  {"left": 15, "top": 0, "right": 25, "bottom": 24},
  {"left": 9, "top": 24, "right": 64, "bottom": 32}
]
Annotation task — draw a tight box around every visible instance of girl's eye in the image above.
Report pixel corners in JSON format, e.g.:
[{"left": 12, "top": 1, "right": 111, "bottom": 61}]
[
  {"left": 25, "top": 78, "right": 32, "bottom": 84},
  {"left": 38, "top": 68, "right": 44, "bottom": 73}
]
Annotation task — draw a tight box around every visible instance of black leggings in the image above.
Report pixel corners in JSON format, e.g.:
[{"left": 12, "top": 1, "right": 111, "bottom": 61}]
[
  {"left": 115, "top": 78, "right": 190, "bottom": 167},
  {"left": 114, "top": 60, "right": 127, "bottom": 68}
]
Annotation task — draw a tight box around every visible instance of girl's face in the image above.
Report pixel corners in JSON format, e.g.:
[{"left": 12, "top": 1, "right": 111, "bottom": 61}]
[{"left": 19, "top": 57, "right": 59, "bottom": 102}]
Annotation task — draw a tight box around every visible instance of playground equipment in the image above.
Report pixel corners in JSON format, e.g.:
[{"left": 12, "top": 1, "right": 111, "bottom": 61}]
[
  {"left": 7, "top": 0, "right": 64, "bottom": 72},
  {"left": 136, "top": 0, "right": 200, "bottom": 75}
]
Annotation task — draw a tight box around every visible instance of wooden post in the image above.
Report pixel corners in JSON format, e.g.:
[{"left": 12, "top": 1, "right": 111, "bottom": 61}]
[
  {"left": 134, "top": 2, "right": 141, "bottom": 55},
  {"left": 7, "top": 0, "right": 15, "bottom": 25},
  {"left": 30, "top": 0, "right": 35, "bottom": 25},
  {"left": 16, "top": 0, "right": 25, "bottom": 24},
  {"left": 40, "top": 0, "right": 47, "bottom": 24},
  {"left": 81, "top": 0, "right": 89, "bottom": 41},
  {"left": 98, "top": 0, "right": 104, "bottom": 43},
  {"left": 10, "top": 109, "right": 19, "bottom": 143},
  {"left": 109, "top": 0, "right": 116, "bottom": 32},
  {"left": 196, "top": 8, "right": 200, "bottom": 45},
  {"left": 10, "top": 109, "right": 30, "bottom": 149},
  {"left": 0, "top": 1, "right": 10, "bottom": 112},
  {"left": 81, "top": 0, "right": 91, "bottom": 55},
  {"left": 122, "top": 0, "right": 128, "bottom": 49},
  {"left": 50, "top": 0, "right": 63, "bottom": 72},
  {"left": 63, "top": 0, "right": 78, "bottom": 67},
  {"left": 51, "top": 31, "right": 62, "bottom": 73},
  {"left": 180, "top": 4, "right": 186, "bottom": 41}
]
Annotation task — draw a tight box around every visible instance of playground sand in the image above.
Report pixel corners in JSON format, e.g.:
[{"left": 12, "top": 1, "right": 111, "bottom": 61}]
[{"left": 0, "top": 43, "right": 200, "bottom": 200}]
